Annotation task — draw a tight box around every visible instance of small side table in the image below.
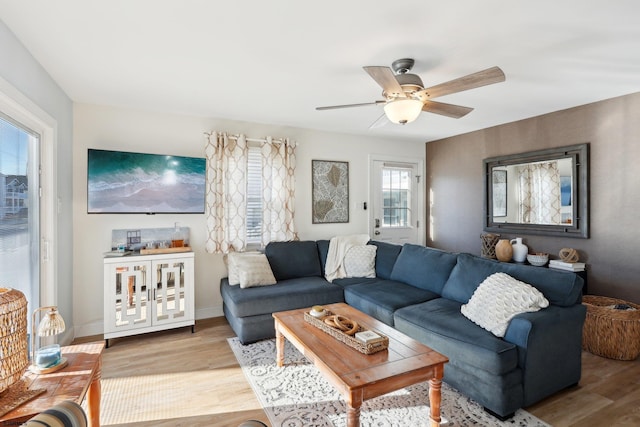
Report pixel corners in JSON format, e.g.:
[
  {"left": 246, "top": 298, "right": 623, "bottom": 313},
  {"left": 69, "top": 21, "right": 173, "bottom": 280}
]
[{"left": 0, "top": 342, "right": 104, "bottom": 427}]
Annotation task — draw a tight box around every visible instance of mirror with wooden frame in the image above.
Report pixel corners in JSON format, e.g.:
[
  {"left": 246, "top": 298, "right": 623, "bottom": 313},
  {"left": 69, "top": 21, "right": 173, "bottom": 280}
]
[{"left": 483, "top": 143, "right": 589, "bottom": 238}]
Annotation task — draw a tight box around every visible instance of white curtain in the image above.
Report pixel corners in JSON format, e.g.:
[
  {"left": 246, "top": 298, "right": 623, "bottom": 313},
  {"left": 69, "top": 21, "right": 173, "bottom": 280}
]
[
  {"left": 204, "top": 132, "right": 296, "bottom": 254},
  {"left": 260, "top": 136, "right": 297, "bottom": 245},
  {"left": 517, "top": 161, "right": 561, "bottom": 224}
]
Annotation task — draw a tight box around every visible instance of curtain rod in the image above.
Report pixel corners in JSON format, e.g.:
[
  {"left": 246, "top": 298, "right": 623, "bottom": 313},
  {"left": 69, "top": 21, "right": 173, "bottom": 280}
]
[{"left": 204, "top": 131, "right": 287, "bottom": 144}]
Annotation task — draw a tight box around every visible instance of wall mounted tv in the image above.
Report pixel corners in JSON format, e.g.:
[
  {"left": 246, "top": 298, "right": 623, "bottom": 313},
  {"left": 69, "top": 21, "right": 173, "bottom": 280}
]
[{"left": 87, "top": 149, "right": 206, "bottom": 214}]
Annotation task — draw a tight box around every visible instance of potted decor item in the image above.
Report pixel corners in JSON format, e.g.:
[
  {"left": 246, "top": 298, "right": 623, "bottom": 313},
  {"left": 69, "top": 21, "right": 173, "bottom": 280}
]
[
  {"left": 495, "top": 239, "right": 513, "bottom": 262},
  {"left": 510, "top": 237, "right": 528, "bottom": 262}
]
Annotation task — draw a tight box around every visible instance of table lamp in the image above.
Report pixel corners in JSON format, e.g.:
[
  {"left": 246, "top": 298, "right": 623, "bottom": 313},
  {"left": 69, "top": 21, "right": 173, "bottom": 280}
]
[{"left": 30, "top": 306, "right": 67, "bottom": 374}]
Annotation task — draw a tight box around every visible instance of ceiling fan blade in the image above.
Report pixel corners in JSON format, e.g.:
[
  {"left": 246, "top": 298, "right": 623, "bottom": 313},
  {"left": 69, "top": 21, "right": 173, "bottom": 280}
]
[
  {"left": 368, "top": 112, "right": 389, "bottom": 130},
  {"left": 316, "top": 100, "right": 385, "bottom": 110},
  {"left": 363, "top": 66, "right": 405, "bottom": 98},
  {"left": 422, "top": 100, "right": 474, "bottom": 118},
  {"left": 418, "top": 66, "right": 505, "bottom": 99}
]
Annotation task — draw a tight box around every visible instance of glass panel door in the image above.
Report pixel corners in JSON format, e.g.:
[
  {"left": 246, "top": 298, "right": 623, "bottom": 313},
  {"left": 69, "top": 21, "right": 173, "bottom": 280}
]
[
  {"left": 113, "top": 262, "right": 150, "bottom": 330},
  {"left": 153, "top": 260, "right": 186, "bottom": 324},
  {"left": 0, "top": 115, "right": 39, "bottom": 319},
  {"left": 370, "top": 159, "right": 421, "bottom": 244}
]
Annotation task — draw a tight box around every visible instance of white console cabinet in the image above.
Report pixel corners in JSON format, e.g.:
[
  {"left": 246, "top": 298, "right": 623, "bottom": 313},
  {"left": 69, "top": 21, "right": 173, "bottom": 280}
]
[{"left": 103, "top": 251, "right": 195, "bottom": 347}]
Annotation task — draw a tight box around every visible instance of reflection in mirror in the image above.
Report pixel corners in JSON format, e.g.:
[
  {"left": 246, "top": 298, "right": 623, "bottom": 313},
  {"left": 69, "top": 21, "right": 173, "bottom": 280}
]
[
  {"left": 492, "top": 158, "right": 573, "bottom": 225},
  {"left": 484, "top": 144, "right": 589, "bottom": 238}
]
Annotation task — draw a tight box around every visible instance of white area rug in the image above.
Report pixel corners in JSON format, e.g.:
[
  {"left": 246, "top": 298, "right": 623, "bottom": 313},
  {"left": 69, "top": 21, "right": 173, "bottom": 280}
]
[{"left": 228, "top": 337, "right": 551, "bottom": 427}]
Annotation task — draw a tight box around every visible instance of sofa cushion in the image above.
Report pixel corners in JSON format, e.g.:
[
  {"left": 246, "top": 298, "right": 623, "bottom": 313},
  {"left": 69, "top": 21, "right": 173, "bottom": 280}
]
[
  {"left": 369, "top": 240, "right": 402, "bottom": 279},
  {"left": 316, "top": 239, "right": 330, "bottom": 276},
  {"left": 461, "top": 273, "right": 549, "bottom": 337},
  {"left": 265, "top": 241, "right": 322, "bottom": 281},
  {"left": 442, "top": 253, "right": 584, "bottom": 306},
  {"left": 344, "top": 279, "right": 439, "bottom": 326},
  {"left": 227, "top": 252, "right": 276, "bottom": 288},
  {"left": 220, "top": 276, "right": 344, "bottom": 318},
  {"left": 389, "top": 244, "right": 458, "bottom": 293},
  {"left": 237, "top": 257, "right": 277, "bottom": 289},
  {"left": 394, "top": 298, "right": 519, "bottom": 376},
  {"left": 344, "top": 245, "right": 377, "bottom": 278}
]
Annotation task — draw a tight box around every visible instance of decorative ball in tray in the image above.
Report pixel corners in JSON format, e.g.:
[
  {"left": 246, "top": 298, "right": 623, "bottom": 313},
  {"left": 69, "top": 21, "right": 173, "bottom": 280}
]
[{"left": 304, "top": 306, "right": 389, "bottom": 354}]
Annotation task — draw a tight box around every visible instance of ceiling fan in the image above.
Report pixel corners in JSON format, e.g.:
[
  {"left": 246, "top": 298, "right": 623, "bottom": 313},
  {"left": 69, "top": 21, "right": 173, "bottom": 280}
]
[{"left": 316, "top": 58, "right": 505, "bottom": 125}]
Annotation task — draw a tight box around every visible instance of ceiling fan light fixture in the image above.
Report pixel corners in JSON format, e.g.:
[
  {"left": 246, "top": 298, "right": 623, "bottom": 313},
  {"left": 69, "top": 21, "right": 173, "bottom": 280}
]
[{"left": 384, "top": 98, "right": 423, "bottom": 125}]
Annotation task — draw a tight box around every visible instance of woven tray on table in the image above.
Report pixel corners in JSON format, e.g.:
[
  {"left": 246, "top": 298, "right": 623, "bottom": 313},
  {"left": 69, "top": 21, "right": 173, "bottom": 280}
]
[
  {"left": 582, "top": 295, "right": 640, "bottom": 360},
  {"left": 304, "top": 310, "right": 389, "bottom": 355}
]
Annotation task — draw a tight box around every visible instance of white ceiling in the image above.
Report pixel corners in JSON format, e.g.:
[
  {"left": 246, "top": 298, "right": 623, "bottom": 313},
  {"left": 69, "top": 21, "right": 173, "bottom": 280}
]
[{"left": 1, "top": 0, "right": 640, "bottom": 143}]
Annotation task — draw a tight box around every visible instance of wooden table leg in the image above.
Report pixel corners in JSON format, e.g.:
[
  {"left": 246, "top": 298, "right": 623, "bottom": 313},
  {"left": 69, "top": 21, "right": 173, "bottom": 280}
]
[
  {"left": 86, "top": 355, "right": 102, "bottom": 427},
  {"left": 429, "top": 372, "right": 443, "bottom": 427},
  {"left": 275, "top": 322, "right": 285, "bottom": 368},
  {"left": 346, "top": 404, "right": 361, "bottom": 427},
  {"left": 346, "top": 389, "right": 363, "bottom": 427}
]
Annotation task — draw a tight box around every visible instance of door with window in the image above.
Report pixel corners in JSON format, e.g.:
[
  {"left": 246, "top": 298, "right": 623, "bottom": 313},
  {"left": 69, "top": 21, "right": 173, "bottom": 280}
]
[
  {"left": 0, "top": 115, "right": 40, "bottom": 315},
  {"left": 370, "top": 157, "right": 423, "bottom": 245}
]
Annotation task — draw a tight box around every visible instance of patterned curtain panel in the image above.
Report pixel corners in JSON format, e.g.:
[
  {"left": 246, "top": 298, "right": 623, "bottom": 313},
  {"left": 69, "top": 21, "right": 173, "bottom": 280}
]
[
  {"left": 517, "top": 161, "right": 561, "bottom": 224},
  {"left": 260, "top": 137, "right": 297, "bottom": 246},
  {"left": 204, "top": 132, "right": 297, "bottom": 254},
  {"left": 204, "top": 132, "right": 248, "bottom": 253}
]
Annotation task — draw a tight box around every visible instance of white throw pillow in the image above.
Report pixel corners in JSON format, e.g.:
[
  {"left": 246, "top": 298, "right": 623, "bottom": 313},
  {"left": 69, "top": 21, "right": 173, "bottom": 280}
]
[
  {"left": 461, "top": 272, "right": 549, "bottom": 337},
  {"left": 231, "top": 253, "right": 277, "bottom": 289},
  {"left": 227, "top": 252, "right": 263, "bottom": 286},
  {"left": 343, "top": 245, "right": 377, "bottom": 278}
]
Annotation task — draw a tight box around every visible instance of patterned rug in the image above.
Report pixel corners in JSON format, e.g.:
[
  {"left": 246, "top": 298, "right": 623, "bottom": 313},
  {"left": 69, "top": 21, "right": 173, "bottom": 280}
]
[{"left": 228, "top": 338, "right": 551, "bottom": 427}]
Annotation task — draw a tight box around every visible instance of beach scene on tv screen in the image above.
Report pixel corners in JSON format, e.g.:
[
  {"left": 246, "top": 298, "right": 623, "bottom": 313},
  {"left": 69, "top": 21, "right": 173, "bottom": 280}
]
[{"left": 88, "top": 150, "right": 206, "bottom": 213}]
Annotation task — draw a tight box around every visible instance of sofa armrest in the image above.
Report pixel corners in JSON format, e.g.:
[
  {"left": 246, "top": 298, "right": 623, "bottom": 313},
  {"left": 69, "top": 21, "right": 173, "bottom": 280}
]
[{"left": 503, "top": 304, "right": 586, "bottom": 406}]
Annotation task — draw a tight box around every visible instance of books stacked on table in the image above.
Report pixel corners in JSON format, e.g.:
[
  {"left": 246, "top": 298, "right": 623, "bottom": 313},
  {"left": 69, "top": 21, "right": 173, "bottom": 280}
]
[{"left": 549, "top": 260, "right": 585, "bottom": 272}]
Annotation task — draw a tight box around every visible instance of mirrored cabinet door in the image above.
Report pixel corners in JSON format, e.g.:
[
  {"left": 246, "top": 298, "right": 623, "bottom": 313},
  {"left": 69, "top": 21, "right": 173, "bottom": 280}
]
[
  {"left": 153, "top": 259, "right": 191, "bottom": 324},
  {"left": 108, "top": 261, "right": 151, "bottom": 331}
]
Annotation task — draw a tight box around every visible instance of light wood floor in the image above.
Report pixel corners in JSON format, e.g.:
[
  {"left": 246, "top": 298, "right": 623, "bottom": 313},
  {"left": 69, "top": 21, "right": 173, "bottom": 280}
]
[{"left": 74, "top": 317, "right": 640, "bottom": 427}]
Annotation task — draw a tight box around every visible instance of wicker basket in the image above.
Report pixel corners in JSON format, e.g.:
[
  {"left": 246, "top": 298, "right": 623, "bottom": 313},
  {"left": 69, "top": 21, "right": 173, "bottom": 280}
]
[
  {"left": 304, "top": 310, "right": 389, "bottom": 355},
  {"left": 582, "top": 295, "right": 640, "bottom": 360},
  {"left": 0, "top": 288, "right": 29, "bottom": 393}
]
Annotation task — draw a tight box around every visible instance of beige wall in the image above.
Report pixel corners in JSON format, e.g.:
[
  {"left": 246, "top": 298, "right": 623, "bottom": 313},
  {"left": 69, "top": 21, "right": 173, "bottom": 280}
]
[
  {"left": 72, "top": 103, "right": 425, "bottom": 337},
  {"left": 426, "top": 92, "right": 640, "bottom": 304}
]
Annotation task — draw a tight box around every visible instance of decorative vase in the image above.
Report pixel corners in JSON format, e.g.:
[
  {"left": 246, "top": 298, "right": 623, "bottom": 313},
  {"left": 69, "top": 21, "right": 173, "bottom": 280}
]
[
  {"left": 480, "top": 233, "right": 500, "bottom": 259},
  {"left": 510, "top": 237, "right": 528, "bottom": 263},
  {"left": 495, "top": 239, "right": 513, "bottom": 262}
]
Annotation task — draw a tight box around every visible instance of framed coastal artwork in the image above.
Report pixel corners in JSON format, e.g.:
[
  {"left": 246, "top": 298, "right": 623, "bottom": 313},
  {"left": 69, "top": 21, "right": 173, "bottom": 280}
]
[{"left": 312, "top": 160, "right": 349, "bottom": 223}]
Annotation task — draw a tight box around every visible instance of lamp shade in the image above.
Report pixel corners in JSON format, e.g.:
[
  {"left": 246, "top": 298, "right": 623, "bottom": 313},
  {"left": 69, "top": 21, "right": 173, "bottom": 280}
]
[
  {"left": 37, "top": 308, "right": 66, "bottom": 336},
  {"left": 383, "top": 98, "right": 423, "bottom": 124}
]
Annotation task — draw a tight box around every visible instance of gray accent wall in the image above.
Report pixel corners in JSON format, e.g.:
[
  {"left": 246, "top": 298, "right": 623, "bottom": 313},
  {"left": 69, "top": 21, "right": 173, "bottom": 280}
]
[{"left": 426, "top": 91, "right": 640, "bottom": 304}]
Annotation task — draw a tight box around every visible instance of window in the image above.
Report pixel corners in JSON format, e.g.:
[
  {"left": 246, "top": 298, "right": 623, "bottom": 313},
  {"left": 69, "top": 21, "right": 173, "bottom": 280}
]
[
  {"left": 204, "top": 132, "right": 296, "bottom": 253},
  {"left": 382, "top": 166, "right": 412, "bottom": 227},
  {"left": 246, "top": 145, "right": 262, "bottom": 245}
]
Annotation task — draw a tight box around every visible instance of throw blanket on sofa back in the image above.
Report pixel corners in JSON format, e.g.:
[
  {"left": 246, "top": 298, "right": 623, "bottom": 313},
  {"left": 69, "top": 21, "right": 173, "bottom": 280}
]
[{"left": 324, "top": 234, "right": 370, "bottom": 282}]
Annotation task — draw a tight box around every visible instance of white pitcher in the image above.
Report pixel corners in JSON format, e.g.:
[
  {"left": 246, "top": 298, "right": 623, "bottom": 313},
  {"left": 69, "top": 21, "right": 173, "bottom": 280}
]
[{"left": 510, "top": 237, "right": 528, "bottom": 263}]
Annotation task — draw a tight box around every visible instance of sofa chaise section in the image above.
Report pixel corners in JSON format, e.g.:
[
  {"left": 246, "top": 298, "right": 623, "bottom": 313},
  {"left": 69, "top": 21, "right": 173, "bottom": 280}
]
[{"left": 394, "top": 252, "right": 586, "bottom": 418}]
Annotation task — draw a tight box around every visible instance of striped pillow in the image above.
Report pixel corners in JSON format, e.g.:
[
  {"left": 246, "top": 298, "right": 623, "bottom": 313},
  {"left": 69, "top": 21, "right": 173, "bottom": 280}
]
[{"left": 22, "top": 400, "right": 87, "bottom": 427}]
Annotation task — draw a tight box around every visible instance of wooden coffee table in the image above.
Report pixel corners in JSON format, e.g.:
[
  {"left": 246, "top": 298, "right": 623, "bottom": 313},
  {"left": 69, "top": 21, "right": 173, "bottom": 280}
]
[{"left": 273, "top": 303, "right": 448, "bottom": 427}]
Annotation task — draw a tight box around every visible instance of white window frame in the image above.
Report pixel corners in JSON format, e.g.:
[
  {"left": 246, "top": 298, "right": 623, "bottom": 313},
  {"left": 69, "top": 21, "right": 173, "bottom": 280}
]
[{"left": 0, "top": 76, "right": 57, "bottom": 306}]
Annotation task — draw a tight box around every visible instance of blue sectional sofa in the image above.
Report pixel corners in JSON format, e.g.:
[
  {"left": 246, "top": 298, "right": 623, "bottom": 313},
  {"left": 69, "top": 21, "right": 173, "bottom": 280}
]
[{"left": 220, "top": 239, "right": 586, "bottom": 419}]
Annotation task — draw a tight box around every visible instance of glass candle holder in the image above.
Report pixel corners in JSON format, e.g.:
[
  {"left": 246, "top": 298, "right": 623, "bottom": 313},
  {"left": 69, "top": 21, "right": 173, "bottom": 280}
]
[{"left": 35, "top": 344, "right": 62, "bottom": 368}]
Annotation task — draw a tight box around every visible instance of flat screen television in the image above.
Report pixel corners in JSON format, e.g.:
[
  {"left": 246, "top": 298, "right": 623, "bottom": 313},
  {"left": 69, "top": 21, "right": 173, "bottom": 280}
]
[{"left": 87, "top": 149, "right": 206, "bottom": 214}]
